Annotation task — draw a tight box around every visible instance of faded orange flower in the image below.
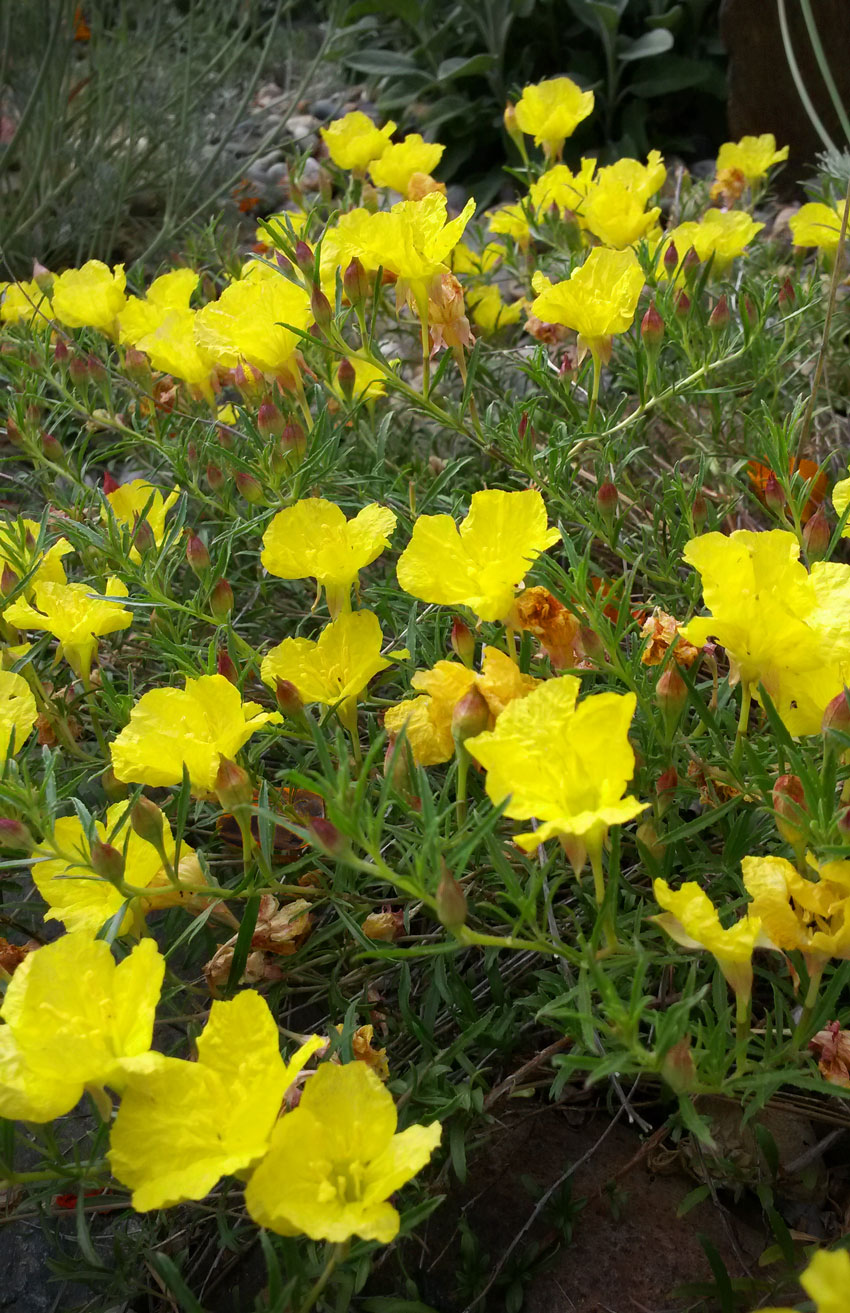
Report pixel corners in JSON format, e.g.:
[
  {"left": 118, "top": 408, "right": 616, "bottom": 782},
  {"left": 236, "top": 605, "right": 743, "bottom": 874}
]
[
  {"left": 509, "top": 586, "right": 581, "bottom": 669},
  {"left": 428, "top": 272, "right": 473, "bottom": 354},
  {"left": 810, "top": 1022, "right": 850, "bottom": 1088},
  {"left": 640, "top": 609, "right": 700, "bottom": 667}
]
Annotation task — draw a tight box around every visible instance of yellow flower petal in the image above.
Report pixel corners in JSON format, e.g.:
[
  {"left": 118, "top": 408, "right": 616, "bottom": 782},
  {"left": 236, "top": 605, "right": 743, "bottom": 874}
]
[
  {"left": 0, "top": 669, "right": 37, "bottom": 756},
  {"left": 261, "top": 499, "right": 396, "bottom": 616}
]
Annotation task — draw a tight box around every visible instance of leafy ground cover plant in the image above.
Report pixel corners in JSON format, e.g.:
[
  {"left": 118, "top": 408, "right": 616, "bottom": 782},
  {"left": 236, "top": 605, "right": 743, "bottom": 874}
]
[{"left": 1, "top": 74, "right": 850, "bottom": 1311}]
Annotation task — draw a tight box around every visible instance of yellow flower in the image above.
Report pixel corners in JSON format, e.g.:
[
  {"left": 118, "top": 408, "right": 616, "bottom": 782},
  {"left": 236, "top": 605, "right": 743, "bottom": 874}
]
[
  {"left": 193, "top": 270, "right": 312, "bottom": 381},
  {"left": 369, "top": 134, "right": 444, "bottom": 194},
  {"left": 834, "top": 473, "right": 850, "bottom": 534},
  {"left": 742, "top": 855, "right": 850, "bottom": 963},
  {"left": 0, "top": 278, "right": 51, "bottom": 326},
  {"left": 256, "top": 209, "right": 309, "bottom": 248},
  {"left": 596, "top": 151, "right": 666, "bottom": 205},
  {"left": 0, "top": 669, "right": 37, "bottom": 756},
  {"left": 0, "top": 932, "right": 163, "bottom": 1122},
  {"left": 261, "top": 499, "right": 396, "bottom": 617},
  {"left": 466, "top": 674, "right": 646, "bottom": 852},
  {"left": 488, "top": 202, "right": 534, "bottom": 248},
  {"left": 661, "top": 209, "right": 763, "bottom": 275},
  {"left": 468, "top": 285, "right": 524, "bottom": 334},
  {"left": 759, "top": 1248, "right": 850, "bottom": 1313},
  {"left": 51, "top": 260, "right": 127, "bottom": 335},
  {"left": 104, "top": 479, "right": 180, "bottom": 563},
  {"left": 514, "top": 76, "right": 594, "bottom": 159},
  {"left": 110, "top": 991, "right": 322, "bottom": 1210},
  {"left": 260, "top": 609, "right": 392, "bottom": 735},
  {"left": 4, "top": 577, "right": 132, "bottom": 683},
  {"left": 397, "top": 488, "right": 560, "bottom": 623},
  {"left": 321, "top": 111, "right": 397, "bottom": 172},
  {"left": 530, "top": 247, "right": 645, "bottom": 363},
  {"left": 680, "top": 529, "right": 850, "bottom": 735},
  {"left": 0, "top": 517, "right": 71, "bottom": 592},
  {"left": 111, "top": 673, "right": 281, "bottom": 793},
  {"left": 117, "top": 268, "right": 198, "bottom": 344},
  {"left": 134, "top": 311, "right": 215, "bottom": 393},
  {"left": 331, "top": 356, "right": 390, "bottom": 401},
  {"left": 716, "top": 134, "right": 788, "bottom": 184},
  {"left": 245, "top": 1060, "right": 441, "bottom": 1243},
  {"left": 385, "top": 645, "right": 538, "bottom": 765},
  {"left": 652, "top": 878, "right": 762, "bottom": 1002},
  {"left": 529, "top": 159, "right": 597, "bottom": 217},
  {"left": 789, "top": 200, "right": 849, "bottom": 253},
  {"left": 451, "top": 242, "right": 503, "bottom": 276},
  {"left": 32, "top": 803, "right": 201, "bottom": 936},
  {"left": 581, "top": 180, "right": 661, "bottom": 249}
]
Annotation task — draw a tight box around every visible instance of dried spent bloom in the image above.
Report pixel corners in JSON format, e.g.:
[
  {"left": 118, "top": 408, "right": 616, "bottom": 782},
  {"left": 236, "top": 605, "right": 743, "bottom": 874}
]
[
  {"left": 320, "top": 111, "right": 397, "bottom": 172},
  {"left": 0, "top": 669, "right": 37, "bottom": 756},
  {"left": 810, "top": 1021, "right": 850, "bottom": 1088},
  {"left": 245, "top": 1060, "right": 441, "bottom": 1243},
  {"left": 715, "top": 134, "right": 788, "bottom": 184},
  {"left": 0, "top": 932, "right": 163, "bottom": 1122},
  {"left": 5, "top": 577, "right": 132, "bottom": 684},
  {"left": 111, "top": 673, "right": 281, "bottom": 794},
  {"left": 514, "top": 76, "right": 594, "bottom": 159},
  {"left": 368, "top": 134, "right": 444, "bottom": 195},
  {"left": 261, "top": 498, "right": 396, "bottom": 617},
  {"left": 758, "top": 1247, "right": 850, "bottom": 1313},
  {"left": 640, "top": 608, "right": 700, "bottom": 667},
  {"left": 103, "top": 479, "right": 180, "bottom": 563},
  {"left": 530, "top": 247, "right": 645, "bottom": 364},
  {"left": 397, "top": 488, "right": 560, "bottom": 623},
  {"left": 51, "top": 260, "right": 127, "bottom": 335},
  {"left": 427, "top": 272, "right": 473, "bottom": 354},
  {"left": 110, "top": 991, "right": 323, "bottom": 1210},
  {"left": 508, "top": 586, "right": 581, "bottom": 670},
  {"left": 652, "top": 878, "right": 763, "bottom": 1003}
]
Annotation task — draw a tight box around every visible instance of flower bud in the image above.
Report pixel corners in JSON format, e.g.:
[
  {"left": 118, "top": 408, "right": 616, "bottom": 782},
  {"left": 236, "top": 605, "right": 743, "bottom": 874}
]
[
  {"left": 101, "top": 766, "right": 129, "bottom": 802},
  {"left": 215, "top": 756, "right": 252, "bottom": 814},
  {"left": 663, "top": 240, "right": 679, "bottom": 274},
  {"left": 764, "top": 472, "right": 786, "bottom": 516},
  {"left": 123, "top": 348, "right": 151, "bottom": 384},
  {"left": 185, "top": 532, "right": 210, "bottom": 576},
  {"left": 641, "top": 301, "right": 664, "bottom": 353},
  {"left": 68, "top": 354, "right": 89, "bottom": 387},
  {"left": 682, "top": 246, "right": 700, "bottom": 282},
  {"left": 503, "top": 101, "right": 524, "bottom": 150},
  {"left": 803, "top": 504, "right": 830, "bottom": 562},
  {"left": 130, "top": 796, "right": 166, "bottom": 847},
  {"left": 674, "top": 290, "right": 691, "bottom": 319},
  {"left": 206, "top": 462, "right": 225, "bottom": 493},
  {"left": 837, "top": 804, "right": 850, "bottom": 840},
  {"left": 596, "top": 480, "right": 618, "bottom": 529},
  {"left": 309, "top": 817, "right": 348, "bottom": 858},
  {"left": 257, "top": 400, "right": 285, "bottom": 441},
  {"left": 822, "top": 688, "right": 850, "bottom": 737},
  {"left": 383, "top": 734, "right": 417, "bottom": 802},
  {"left": 636, "top": 819, "right": 665, "bottom": 861},
  {"left": 436, "top": 864, "right": 467, "bottom": 932},
  {"left": 578, "top": 624, "right": 605, "bottom": 664},
  {"left": 41, "top": 432, "right": 64, "bottom": 464},
  {"left": 279, "top": 421, "right": 306, "bottom": 462},
  {"left": 450, "top": 617, "right": 475, "bottom": 668},
  {"left": 217, "top": 648, "right": 238, "bottom": 684},
  {"left": 778, "top": 277, "right": 795, "bottom": 310},
  {"left": 0, "top": 818, "right": 34, "bottom": 852},
  {"left": 343, "top": 257, "right": 370, "bottom": 306},
  {"left": 235, "top": 470, "right": 264, "bottom": 504},
  {"left": 294, "top": 240, "right": 314, "bottom": 277},
  {"left": 102, "top": 470, "right": 119, "bottom": 495},
  {"left": 773, "top": 774, "right": 808, "bottom": 851},
  {"left": 451, "top": 686, "right": 490, "bottom": 745},
  {"left": 186, "top": 441, "right": 200, "bottom": 470},
  {"left": 310, "top": 286, "right": 333, "bottom": 329},
  {"left": 656, "top": 665, "right": 687, "bottom": 734},
  {"left": 53, "top": 337, "right": 70, "bottom": 368},
  {"left": 90, "top": 840, "right": 125, "bottom": 885},
  {"left": 5, "top": 416, "right": 23, "bottom": 446},
  {"left": 86, "top": 355, "right": 107, "bottom": 384},
  {"left": 691, "top": 489, "right": 707, "bottom": 532},
  {"left": 740, "top": 296, "right": 757, "bottom": 329},
  {"left": 656, "top": 766, "right": 678, "bottom": 815},
  {"left": 131, "top": 517, "right": 155, "bottom": 554},
  {"left": 337, "top": 358, "right": 356, "bottom": 400},
  {"left": 1, "top": 564, "right": 19, "bottom": 595},
  {"left": 708, "top": 294, "right": 730, "bottom": 332},
  {"left": 660, "top": 1035, "right": 697, "bottom": 1094},
  {"left": 210, "top": 577, "right": 234, "bottom": 619},
  {"left": 275, "top": 678, "right": 304, "bottom": 718}
]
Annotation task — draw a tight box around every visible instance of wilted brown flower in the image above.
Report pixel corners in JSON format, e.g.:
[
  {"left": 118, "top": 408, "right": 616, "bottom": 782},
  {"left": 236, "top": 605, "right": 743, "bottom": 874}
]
[
  {"left": 640, "top": 608, "right": 700, "bottom": 668},
  {"left": 810, "top": 1021, "right": 850, "bottom": 1088},
  {"left": 509, "top": 586, "right": 581, "bottom": 670}
]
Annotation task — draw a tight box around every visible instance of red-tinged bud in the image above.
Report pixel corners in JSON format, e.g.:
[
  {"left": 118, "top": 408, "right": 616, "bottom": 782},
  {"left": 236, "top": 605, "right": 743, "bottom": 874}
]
[
  {"left": 25, "top": 404, "right": 41, "bottom": 426},
  {"left": 294, "top": 240, "right": 314, "bottom": 276},
  {"left": 343, "top": 257, "right": 370, "bottom": 305},
  {"left": 185, "top": 533, "right": 210, "bottom": 576},
  {"left": 130, "top": 796, "right": 166, "bottom": 848},
  {"left": 451, "top": 686, "right": 490, "bottom": 745},
  {"left": 837, "top": 804, "right": 850, "bottom": 839},
  {"left": 764, "top": 472, "right": 786, "bottom": 516},
  {"left": 53, "top": 337, "right": 70, "bottom": 367},
  {"left": 309, "top": 817, "right": 348, "bottom": 858},
  {"left": 692, "top": 489, "right": 707, "bottom": 532},
  {"left": 217, "top": 648, "right": 238, "bottom": 684},
  {"left": 275, "top": 677, "right": 304, "bottom": 719},
  {"left": 206, "top": 462, "right": 225, "bottom": 493},
  {"left": 257, "top": 400, "right": 285, "bottom": 440},
  {"left": 0, "top": 818, "right": 34, "bottom": 853},
  {"left": 803, "top": 504, "right": 830, "bottom": 561},
  {"left": 217, "top": 423, "right": 234, "bottom": 451},
  {"left": 450, "top": 617, "right": 475, "bottom": 668},
  {"left": 210, "top": 576, "right": 233, "bottom": 619},
  {"left": 337, "top": 357, "right": 356, "bottom": 399},
  {"left": 822, "top": 687, "right": 850, "bottom": 737},
  {"left": 90, "top": 839, "right": 125, "bottom": 886},
  {"left": 68, "top": 354, "right": 89, "bottom": 386},
  {"left": 102, "top": 470, "right": 119, "bottom": 495},
  {"left": 656, "top": 665, "right": 687, "bottom": 733},
  {"left": 778, "top": 277, "right": 795, "bottom": 310},
  {"left": 660, "top": 1035, "right": 697, "bottom": 1093},
  {"left": 436, "top": 863, "right": 467, "bottom": 932},
  {"left": 123, "top": 348, "right": 150, "bottom": 384},
  {"left": 131, "top": 517, "right": 155, "bottom": 554},
  {"left": 641, "top": 301, "right": 664, "bottom": 352},
  {"left": 740, "top": 296, "right": 757, "bottom": 330},
  {"left": 636, "top": 819, "right": 665, "bottom": 860},
  {"left": 503, "top": 101, "right": 523, "bottom": 150},
  {"left": 235, "top": 470, "right": 264, "bottom": 504},
  {"left": 86, "top": 355, "right": 107, "bottom": 384},
  {"left": 656, "top": 766, "right": 678, "bottom": 815},
  {"left": 383, "top": 734, "right": 417, "bottom": 801},
  {"left": 215, "top": 756, "right": 252, "bottom": 814},
  {"left": 578, "top": 624, "right": 605, "bottom": 664},
  {"left": 773, "top": 774, "right": 808, "bottom": 851},
  {"left": 663, "top": 240, "right": 679, "bottom": 274},
  {"left": 41, "top": 432, "right": 64, "bottom": 464},
  {"left": 596, "top": 480, "right": 618, "bottom": 529},
  {"left": 279, "top": 421, "right": 306, "bottom": 462},
  {"left": 186, "top": 441, "right": 200, "bottom": 470},
  {"left": 708, "top": 294, "right": 730, "bottom": 331},
  {"left": 5, "top": 416, "right": 23, "bottom": 446},
  {"left": 101, "top": 766, "right": 129, "bottom": 802},
  {"left": 682, "top": 246, "right": 700, "bottom": 281},
  {"left": 310, "top": 286, "right": 333, "bottom": 329},
  {"left": 674, "top": 290, "right": 691, "bottom": 319},
  {"left": 1, "top": 564, "right": 19, "bottom": 595}
]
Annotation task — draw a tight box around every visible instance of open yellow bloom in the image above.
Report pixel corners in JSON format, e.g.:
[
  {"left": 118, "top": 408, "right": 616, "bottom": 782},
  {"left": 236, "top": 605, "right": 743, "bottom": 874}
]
[
  {"left": 759, "top": 1248, "right": 850, "bottom": 1313},
  {"left": 104, "top": 479, "right": 180, "bottom": 563},
  {"left": 4, "top": 577, "right": 131, "bottom": 683},
  {"left": 397, "top": 488, "right": 560, "bottom": 623},
  {"left": 790, "top": 200, "right": 849, "bottom": 253},
  {"left": 581, "top": 181, "right": 661, "bottom": 249},
  {"left": 261, "top": 609, "right": 392, "bottom": 735},
  {"left": 653, "top": 878, "right": 762, "bottom": 1002},
  {"left": 369, "top": 134, "right": 444, "bottom": 194},
  {"left": 51, "top": 260, "right": 127, "bottom": 336},
  {"left": 117, "top": 268, "right": 198, "bottom": 343},
  {"left": 245, "top": 1060, "right": 441, "bottom": 1243},
  {"left": 0, "top": 669, "right": 37, "bottom": 756},
  {"left": 0, "top": 932, "right": 163, "bottom": 1122},
  {"left": 661, "top": 209, "right": 763, "bottom": 275},
  {"left": 320, "top": 111, "right": 397, "bottom": 172},
  {"left": 261, "top": 499, "right": 396, "bottom": 617},
  {"left": 488, "top": 202, "right": 534, "bottom": 248},
  {"left": 0, "top": 278, "right": 51, "bottom": 326},
  {"left": 531, "top": 247, "right": 645, "bottom": 363},
  {"left": 514, "top": 76, "right": 594, "bottom": 159},
  {"left": 529, "top": 159, "right": 597, "bottom": 217},
  {"left": 110, "top": 991, "right": 322, "bottom": 1210},
  {"left": 451, "top": 242, "right": 503, "bottom": 276},
  {"left": 385, "top": 646, "right": 538, "bottom": 766},
  {"left": 0, "top": 517, "right": 72, "bottom": 592},
  {"left": 716, "top": 134, "right": 788, "bottom": 184},
  {"left": 680, "top": 529, "right": 850, "bottom": 735},
  {"left": 596, "top": 151, "right": 666, "bottom": 205},
  {"left": 742, "top": 855, "right": 850, "bottom": 963},
  {"left": 111, "top": 673, "right": 281, "bottom": 793},
  {"left": 194, "top": 268, "right": 311, "bottom": 381},
  {"left": 32, "top": 803, "right": 201, "bottom": 936},
  {"left": 466, "top": 675, "right": 646, "bottom": 852},
  {"left": 468, "top": 285, "right": 524, "bottom": 334}
]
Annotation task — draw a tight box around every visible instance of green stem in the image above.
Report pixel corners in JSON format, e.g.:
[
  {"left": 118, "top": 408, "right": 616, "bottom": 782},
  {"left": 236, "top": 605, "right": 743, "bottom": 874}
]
[
  {"left": 735, "top": 995, "right": 751, "bottom": 1075},
  {"left": 588, "top": 835, "right": 618, "bottom": 951},
  {"left": 455, "top": 744, "right": 469, "bottom": 823},
  {"left": 732, "top": 684, "right": 752, "bottom": 768},
  {"left": 298, "top": 1242, "right": 348, "bottom": 1313},
  {"left": 792, "top": 961, "right": 825, "bottom": 1048},
  {"left": 588, "top": 351, "right": 601, "bottom": 424}
]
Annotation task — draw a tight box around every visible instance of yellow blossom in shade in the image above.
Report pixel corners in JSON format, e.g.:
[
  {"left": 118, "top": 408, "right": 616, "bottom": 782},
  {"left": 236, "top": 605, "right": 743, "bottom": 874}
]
[
  {"left": 679, "top": 529, "right": 850, "bottom": 735},
  {"left": 833, "top": 473, "right": 850, "bottom": 534},
  {"left": 468, "top": 285, "right": 524, "bottom": 334},
  {"left": 103, "top": 479, "right": 180, "bottom": 563},
  {"left": 260, "top": 609, "right": 392, "bottom": 735},
  {"left": 257, "top": 209, "right": 309, "bottom": 247},
  {"left": 385, "top": 645, "right": 539, "bottom": 766},
  {"left": 466, "top": 675, "right": 646, "bottom": 852},
  {"left": 321, "top": 111, "right": 397, "bottom": 172},
  {"left": 110, "top": 673, "right": 281, "bottom": 793},
  {"left": 530, "top": 247, "right": 645, "bottom": 363},
  {"left": 0, "top": 517, "right": 71, "bottom": 592},
  {"left": 758, "top": 1248, "right": 850, "bottom": 1313},
  {"left": 109, "top": 992, "right": 323, "bottom": 1211},
  {"left": 450, "top": 242, "right": 503, "bottom": 276},
  {"left": 0, "top": 932, "right": 163, "bottom": 1123},
  {"left": 789, "top": 200, "right": 849, "bottom": 253},
  {"left": 529, "top": 158, "right": 597, "bottom": 218},
  {"left": 51, "top": 260, "right": 127, "bottom": 335},
  {"left": 716, "top": 134, "right": 788, "bottom": 184},
  {"left": 0, "top": 279, "right": 51, "bottom": 326},
  {"left": 368, "top": 134, "right": 445, "bottom": 194},
  {"left": 4, "top": 577, "right": 131, "bottom": 683},
  {"left": 581, "top": 181, "right": 661, "bottom": 249},
  {"left": 514, "top": 76, "right": 594, "bottom": 159},
  {"left": 397, "top": 488, "right": 560, "bottom": 624},
  {"left": 261, "top": 499, "right": 397, "bottom": 618},
  {"left": 245, "top": 1060, "right": 442, "bottom": 1243},
  {"left": 133, "top": 310, "right": 216, "bottom": 394},
  {"left": 742, "top": 855, "right": 850, "bottom": 962},
  {"left": 596, "top": 151, "right": 666, "bottom": 205},
  {"left": 652, "top": 878, "right": 763, "bottom": 1002},
  {"left": 32, "top": 803, "right": 201, "bottom": 936},
  {"left": 117, "top": 268, "right": 198, "bottom": 344},
  {"left": 193, "top": 271, "right": 312, "bottom": 380},
  {"left": 0, "top": 669, "right": 37, "bottom": 756},
  {"left": 660, "top": 209, "right": 763, "bottom": 275},
  {"left": 488, "top": 202, "right": 534, "bottom": 248}
]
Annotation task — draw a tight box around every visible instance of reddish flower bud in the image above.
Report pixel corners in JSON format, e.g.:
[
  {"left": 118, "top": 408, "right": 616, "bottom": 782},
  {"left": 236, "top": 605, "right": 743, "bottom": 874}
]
[
  {"left": 451, "top": 687, "right": 490, "bottom": 744},
  {"left": 90, "top": 840, "right": 125, "bottom": 885},
  {"left": 206, "top": 463, "right": 225, "bottom": 493},
  {"left": 740, "top": 296, "right": 757, "bottom": 330},
  {"left": 708, "top": 294, "right": 730, "bottom": 331},
  {"left": 682, "top": 246, "right": 700, "bottom": 281},
  {"left": 641, "top": 301, "right": 665, "bottom": 352},
  {"left": 822, "top": 688, "right": 850, "bottom": 737},
  {"left": 217, "top": 648, "right": 238, "bottom": 684},
  {"left": 1, "top": 564, "right": 19, "bottom": 595},
  {"left": 383, "top": 734, "right": 418, "bottom": 803},
  {"left": 656, "top": 665, "right": 687, "bottom": 731},
  {"left": 663, "top": 240, "right": 679, "bottom": 274},
  {"left": 837, "top": 804, "right": 850, "bottom": 839},
  {"left": 656, "top": 766, "right": 678, "bottom": 815},
  {"left": 275, "top": 678, "right": 304, "bottom": 718},
  {"left": 778, "top": 277, "right": 795, "bottom": 310},
  {"left": 257, "top": 400, "right": 285, "bottom": 441},
  {"left": 279, "top": 421, "right": 306, "bottom": 462},
  {"left": 0, "top": 818, "right": 34, "bottom": 852},
  {"left": 343, "top": 257, "right": 370, "bottom": 305},
  {"left": 803, "top": 504, "right": 830, "bottom": 561},
  {"left": 773, "top": 774, "right": 808, "bottom": 851},
  {"left": 692, "top": 489, "right": 707, "bottom": 532},
  {"left": 294, "top": 240, "right": 314, "bottom": 277},
  {"left": 102, "top": 471, "right": 119, "bottom": 495},
  {"left": 660, "top": 1035, "right": 697, "bottom": 1093},
  {"left": 53, "top": 337, "right": 70, "bottom": 367},
  {"left": 311, "top": 286, "right": 333, "bottom": 331},
  {"left": 5, "top": 416, "right": 23, "bottom": 446},
  {"left": 674, "top": 290, "right": 691, "bottom": 319},
  {"left": 123, "top": 348, "right": 151, "bottom": 384},
  {"left": 764, "top": 472, "right": 786, "bottom": 516},
  {"left": 596, "top": 480, "right": 618, "bottom": 528},
  {"left": 41, "top": 432, "right": 64, "bottom": 464},
  {"left": 215, "top": 756, "right": 253, "bottom": 814},
  {"left": 131, "top": 517, "right": 155, "bottom": 554},
  {"left": 210, "top": 576, "right": 234, "bottom": 619},
  {"left": 235, "top": 470, "right": 264, "bottom": 504},
  {"left": 86, "top": 355, "right": 107, "bottom": 384},
  {"left": 130, "top": 796, "right": 166, "bottom": 848},
  {"left": 450, "top": 617, "right": 475, "bottom": 668},
  {"left": 186, "top": 533, "right": 210, "bottom": 576},
  {"left": 68, "top": 355, "right": 89, "bottom": 386},
  {"left": 309, "top": 817, "right": 348, "bottom": 858},
  {"left": 436, "top": 863, "right": 467, "bottom": 932},
  {"left": 186, "top": 441, "right": 200, "bottom": 470},
  {"left": 337, "top": 358, "right": 356, "bottom": 400}
]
